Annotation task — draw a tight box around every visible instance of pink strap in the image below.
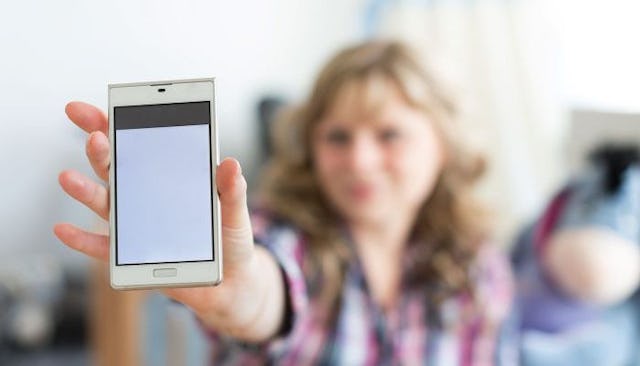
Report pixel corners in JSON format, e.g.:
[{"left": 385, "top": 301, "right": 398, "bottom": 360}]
[{"left": 533, "top": 188, "right": 572, "bottom": 259}]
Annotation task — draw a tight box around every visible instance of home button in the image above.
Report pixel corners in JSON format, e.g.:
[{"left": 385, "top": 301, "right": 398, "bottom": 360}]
[{"left": 153, "top": 268, "right": 177, "bottom": 278}]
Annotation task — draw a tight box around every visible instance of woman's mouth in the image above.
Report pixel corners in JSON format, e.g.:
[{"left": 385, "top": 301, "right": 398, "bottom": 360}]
[{"left": 347, "top": 183, "right": 376, "bottom": 201}]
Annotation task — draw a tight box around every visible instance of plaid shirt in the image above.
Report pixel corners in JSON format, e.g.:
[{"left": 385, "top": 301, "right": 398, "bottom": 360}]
[{"left": 205, "top": 211, "right": 515, "bottom": 365}]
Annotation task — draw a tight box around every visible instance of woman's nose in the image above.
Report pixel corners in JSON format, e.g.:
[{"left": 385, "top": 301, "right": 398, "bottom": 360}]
[{"left": 346, "top": 134, "right": 383, "bottom": 173}]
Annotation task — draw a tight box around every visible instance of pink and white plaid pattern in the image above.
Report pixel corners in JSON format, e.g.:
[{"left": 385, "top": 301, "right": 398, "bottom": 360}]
[{"left": 204, "top": 210, "right": 515, "bottom": 365}]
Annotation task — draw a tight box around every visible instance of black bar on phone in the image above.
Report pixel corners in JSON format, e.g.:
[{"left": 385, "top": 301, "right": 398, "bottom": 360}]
[{"left": 114, "top": 101, "right": 210, "bottom": 130}]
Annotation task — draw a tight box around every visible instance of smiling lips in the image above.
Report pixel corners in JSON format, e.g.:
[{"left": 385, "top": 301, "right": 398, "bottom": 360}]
[{"left": 347, "top": 183, "right": 376, "bottom": 201}]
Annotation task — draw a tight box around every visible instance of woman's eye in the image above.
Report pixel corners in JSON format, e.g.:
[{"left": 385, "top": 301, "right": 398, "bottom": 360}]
[
  {"left": 326, "top": 130, "right": 350, "bottom": 145},
  {"left": 380, "top": 129, "right": 400, "bottom": 142}
]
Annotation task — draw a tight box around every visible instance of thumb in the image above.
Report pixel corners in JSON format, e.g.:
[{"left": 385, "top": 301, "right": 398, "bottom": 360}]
[{"left": 216, "top": 158, "right": 255, "bottom": 267}]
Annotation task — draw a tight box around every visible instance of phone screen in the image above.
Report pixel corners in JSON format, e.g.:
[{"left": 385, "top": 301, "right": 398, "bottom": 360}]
[{"left": 113, "top": 102, "right": 214, "bottom": 265}]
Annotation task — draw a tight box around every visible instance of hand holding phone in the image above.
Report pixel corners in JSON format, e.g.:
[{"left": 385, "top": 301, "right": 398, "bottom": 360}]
[{"left": 54, "top": 87, "right": 287, "bottom": 342}]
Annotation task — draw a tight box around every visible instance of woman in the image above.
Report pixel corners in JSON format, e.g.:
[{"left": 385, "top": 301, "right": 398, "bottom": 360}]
[{"left": 55, "top": 40, "right": 514, "bottom": 365}]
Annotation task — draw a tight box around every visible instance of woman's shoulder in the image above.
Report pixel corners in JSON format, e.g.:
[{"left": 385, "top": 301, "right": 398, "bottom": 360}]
[
  {"left": 249, "top": 206, "right": 301, "bottom": 236},
  {"left": 472, "top": 240, "right": 513, "bottom": 279},
  {"left": 469, "top": 240, "right": 515, "bottom": 322},
  {"left": 249, "top": 206, "right": 307, "bottom": 261}
]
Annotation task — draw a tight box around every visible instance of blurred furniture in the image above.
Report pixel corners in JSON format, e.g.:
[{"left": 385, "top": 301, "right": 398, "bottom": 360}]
[
  {"left": 567, "top": 109, "right": 640, "bottom": 174},
  {"left": 90, "top": 263, "right": 144, "bottom": 366},
  {"left": 0, "top": 256, "right": 90, "bottom": 365},
  {"left": 90, "top": 263, "right": 210, "bottom": 366}
]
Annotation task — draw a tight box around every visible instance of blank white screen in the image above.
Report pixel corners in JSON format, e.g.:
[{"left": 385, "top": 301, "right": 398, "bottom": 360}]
[{"left": 115, "top": 124, "right": 213, "bottom": 265}]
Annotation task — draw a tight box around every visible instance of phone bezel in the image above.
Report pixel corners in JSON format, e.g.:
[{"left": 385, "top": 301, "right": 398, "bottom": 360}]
[{"left": 108, "top": 78, "right": 222, "bottom": 290}]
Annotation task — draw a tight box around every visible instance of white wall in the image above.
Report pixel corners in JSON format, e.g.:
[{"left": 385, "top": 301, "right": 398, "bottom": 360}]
[
  {"left": 0, "top": 0, "right": 366, "bottom": 262},
  {"left": 543, "top": 0, "right": 640, "bottom": 113}
]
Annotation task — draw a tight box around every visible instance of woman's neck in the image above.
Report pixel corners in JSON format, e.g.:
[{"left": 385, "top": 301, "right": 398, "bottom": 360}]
[
  {"left": 348, "top": 214, "right": 415, "bottom": 310},
  {"left": 349, "top": 214, "right": 415, "bottom": 254}
]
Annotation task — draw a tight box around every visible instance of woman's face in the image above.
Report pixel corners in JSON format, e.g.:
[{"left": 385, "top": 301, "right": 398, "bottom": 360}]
[{"left": 312, "top": 79, "right": 446, "bottom": 226}]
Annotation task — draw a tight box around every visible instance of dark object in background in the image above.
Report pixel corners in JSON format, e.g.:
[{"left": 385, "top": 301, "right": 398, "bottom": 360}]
[
  {"left": 257, "top": 96, "right": 287, "bottom": 163},
  {"left": 590, "top": 144, "right": 640, "bottom": 193},
  {"left": 0, "top": 265, "right": 89, "bottom": 365},
  {"left": 51, "top": 271, "right": 88, "bottom": 346}
]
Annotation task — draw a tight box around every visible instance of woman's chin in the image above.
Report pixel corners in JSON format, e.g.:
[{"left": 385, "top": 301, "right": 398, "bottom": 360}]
[{"left": 341, "top": 205, "right": 389, "bottom": 227}]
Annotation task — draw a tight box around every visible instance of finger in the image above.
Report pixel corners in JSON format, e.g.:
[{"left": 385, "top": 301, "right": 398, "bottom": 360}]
[
  {"left": 217, "top": 158, "right": 251, "bottom": 231},
  {"left": 65, "top": 101, "right": 108, "bottom": 135},
  {"left": 216, "top": 158, "right": 255, "bottom": 264},
  {"left": 59, "top": 170, "right": 109, "bottom": 221},
  {"left": 53, "top": 223, "right": 109, "bottom": 261},
  {"left": 86, "top": 131, "right": 110, "bottom": 182}
]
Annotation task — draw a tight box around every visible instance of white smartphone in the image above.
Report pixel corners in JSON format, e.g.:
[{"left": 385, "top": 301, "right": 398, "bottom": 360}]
[{"left": 108, "top": 78, "right": 222, "bottom": 290}]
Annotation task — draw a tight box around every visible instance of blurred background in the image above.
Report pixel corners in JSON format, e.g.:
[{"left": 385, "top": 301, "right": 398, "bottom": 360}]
[{"left": 1, "top": 0, "right": 638, "bottom": 365}]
